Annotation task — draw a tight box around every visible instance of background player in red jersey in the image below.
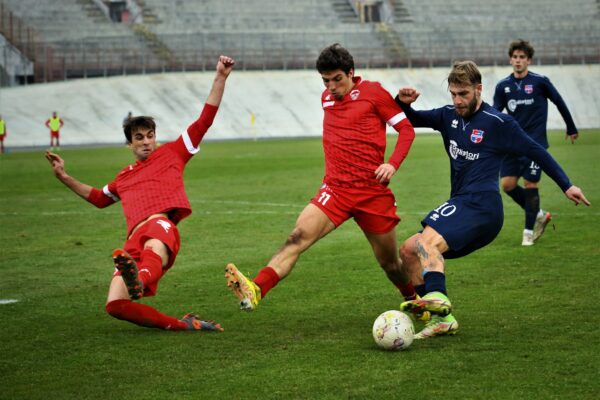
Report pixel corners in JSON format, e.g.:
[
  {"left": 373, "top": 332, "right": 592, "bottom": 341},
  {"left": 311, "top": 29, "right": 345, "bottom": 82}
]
[
  {"left": 45, "top": 55, "right": 235, "bottom": 332},
  {"left": 225, "top": 43, "right": 418, "bottom": 312}
]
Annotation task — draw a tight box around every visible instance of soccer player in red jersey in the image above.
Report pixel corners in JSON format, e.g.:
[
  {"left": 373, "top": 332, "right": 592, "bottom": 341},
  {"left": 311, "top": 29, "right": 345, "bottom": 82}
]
[
  {"left": 45, "top": 55, "right": 235, "bottom": 332},
  {"left": 225, "top": 44, "right": 418, "bottom": 312}
]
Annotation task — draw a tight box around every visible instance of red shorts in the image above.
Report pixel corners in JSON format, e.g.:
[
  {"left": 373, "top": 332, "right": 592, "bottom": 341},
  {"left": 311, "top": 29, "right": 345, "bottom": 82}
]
[
  {"left": 112, "top": 217, "right": 181, "bottom": 297},
  {"left": 51, "top": 131, "right": 60, "bottom": 138},
  {"left": 310, "top": 182, "right": 400, "bottom": 234}
]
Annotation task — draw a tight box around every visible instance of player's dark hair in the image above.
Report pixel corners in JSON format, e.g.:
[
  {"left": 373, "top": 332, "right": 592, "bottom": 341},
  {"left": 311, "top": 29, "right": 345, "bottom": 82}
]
[
  {"left": 123, "top": 116, "right": 156, "bottom": 143},
  {"left": 316, "top": 43, "right": 354, "bottom": 74},
  {"left": 448, "top": 60, "right": 482, "bottom": 87},
  {"left": 508, "top": 39, "right": 534, "bottom": 59}
]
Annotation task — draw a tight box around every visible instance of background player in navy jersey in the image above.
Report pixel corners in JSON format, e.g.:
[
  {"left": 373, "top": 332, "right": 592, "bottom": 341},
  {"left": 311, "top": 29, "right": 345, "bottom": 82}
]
[
  {"left": 394, "top": 61, "right": 589, "bottom": 339},
  {"left": 225, "top": 43, "right": 419, "bottom": 313},
  {"left": 493, "top": 39, "right": 579, "bottom": 246}
]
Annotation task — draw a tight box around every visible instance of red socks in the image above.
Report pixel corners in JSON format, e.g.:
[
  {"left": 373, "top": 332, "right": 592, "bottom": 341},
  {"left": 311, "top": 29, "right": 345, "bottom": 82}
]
[
  {"left": 253, "top": 266, "right": 280, "bottom": 298},
  {"left": 138, "top": 248, "right": 164, "bottom": 288},
  {"left": 396, "top": 282, "right": 417, "bottom": 301},
  {"left": 105, "top": 299, "right": 187, "bottom": 330}
]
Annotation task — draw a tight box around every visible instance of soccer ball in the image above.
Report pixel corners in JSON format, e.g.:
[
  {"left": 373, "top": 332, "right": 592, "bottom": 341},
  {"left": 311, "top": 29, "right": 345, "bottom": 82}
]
[{"left": 372, "top": 310, "right": 414, "bottom": 351}]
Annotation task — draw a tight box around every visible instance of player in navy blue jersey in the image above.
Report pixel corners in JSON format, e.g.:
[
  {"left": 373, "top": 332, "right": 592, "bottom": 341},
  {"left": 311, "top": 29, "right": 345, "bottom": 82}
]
[
  {"left": 493, "top": 39, "right": 579, "bottom": 246},
  {"left": 394, "top": 61, "right": 589, "bottom": 339}
]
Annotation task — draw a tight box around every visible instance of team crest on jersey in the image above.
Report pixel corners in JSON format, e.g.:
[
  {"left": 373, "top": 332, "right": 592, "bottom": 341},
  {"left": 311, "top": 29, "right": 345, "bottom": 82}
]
[
  {"left": 350, "top": 89, "right": 360, "bottom": 100},
  {"left": 524, "top": 84, "right": 533, "bottom": 94},
  {"left": 470, "top": 129, "right": 485, "bottom": 143},
  {"left": 504, "top": 86, "right": 510, "bottom": 93}
]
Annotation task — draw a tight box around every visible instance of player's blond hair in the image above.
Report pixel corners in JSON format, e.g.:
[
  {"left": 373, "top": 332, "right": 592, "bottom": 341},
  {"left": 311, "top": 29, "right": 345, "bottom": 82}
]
[{"left": 447, "top": 61, "right": 482, "bottom": 87}]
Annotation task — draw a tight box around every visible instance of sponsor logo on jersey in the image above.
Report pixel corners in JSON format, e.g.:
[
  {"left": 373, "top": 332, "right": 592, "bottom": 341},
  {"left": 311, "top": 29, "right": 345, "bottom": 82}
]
[
  {"left": 322, "top": 101, "right": 335, "bottom": 108},
  {"left": 524, "top": 84, "right": 533, "bottom": 94},
  {"left": 451, "top": 119, "right": 458, "bottom": 128},
  {"left": 350, "top": 89, "right": 360, "bottom": 100},
  {"left": 470, "top": 129, "right": 484, "bottom": 144},
  {"left": 449, "top": 140, "right": 480, "bottom": 160},
  {"left": 504, "top": 86, "right": 510, "bottom": 93},
  {"left": 507, "top": 98, "right": 535, "bottom": 112}
]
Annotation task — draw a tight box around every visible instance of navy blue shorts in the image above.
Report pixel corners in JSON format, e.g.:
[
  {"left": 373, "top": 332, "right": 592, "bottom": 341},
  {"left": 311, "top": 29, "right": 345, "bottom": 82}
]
[
  {"left": 421, "top": 192, "right": 504, "bottom": 259},
  {"left": 500, "top": 154, "right": 543, "bottom": 183}
]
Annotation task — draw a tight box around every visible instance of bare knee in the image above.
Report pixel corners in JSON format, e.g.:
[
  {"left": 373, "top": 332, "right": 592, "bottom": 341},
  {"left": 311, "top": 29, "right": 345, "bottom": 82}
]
[
  {"left": 284, "top": 227, "right": 304, "bottom": 247},
  {"left": 399, "top": 241, "right": 416, "bottom": 262},
  {"left": 501, "top": 177, "right": 518, "bottom": 192},
  {"left": 523, "top": 181, "right": 538, "bottom": 189}
]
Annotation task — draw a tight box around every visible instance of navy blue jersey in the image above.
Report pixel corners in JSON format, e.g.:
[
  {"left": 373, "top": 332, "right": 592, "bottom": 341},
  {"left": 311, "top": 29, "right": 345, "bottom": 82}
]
[
  {"left": 493, "top": 71, "right": 578, "bottom": 148},
  {"left": 395, "top": 99, "right": 572, "bottom": 197}
]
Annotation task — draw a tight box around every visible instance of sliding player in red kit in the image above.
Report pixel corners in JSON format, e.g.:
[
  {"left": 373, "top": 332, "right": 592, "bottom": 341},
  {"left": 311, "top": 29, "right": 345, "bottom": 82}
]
[
  {"left": 45, "top": 55, "right": 235, "bottom": 332},
  {"left": 225, "top": 44, "right": 419, "bottom": 313}
]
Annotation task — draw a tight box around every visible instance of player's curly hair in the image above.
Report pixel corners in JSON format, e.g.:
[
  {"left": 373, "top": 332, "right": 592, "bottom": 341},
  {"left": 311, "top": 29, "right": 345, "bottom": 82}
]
[
  {"left": 316, "top": 43, "right": 354, "bottom": 74},
  {"left": 123, "top": 116, "right": 156, "bottom": 143},
  {"left": 508, "top": 39, "right": 534, "bottom": 59},
  {"left": 447, "top": 60, "right": 482, "bottom": 87}
]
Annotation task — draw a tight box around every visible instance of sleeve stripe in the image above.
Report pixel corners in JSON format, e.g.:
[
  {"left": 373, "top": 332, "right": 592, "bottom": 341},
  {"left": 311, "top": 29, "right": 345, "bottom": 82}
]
[
  {"left": 182, "top": 130, "right": 201, "bottom": 155},
  {"left": 387, "top": 112, "right": 406, "bottom": 126},
  {"left": 103, "top": 185, "right": 120, "bottom": 201}
]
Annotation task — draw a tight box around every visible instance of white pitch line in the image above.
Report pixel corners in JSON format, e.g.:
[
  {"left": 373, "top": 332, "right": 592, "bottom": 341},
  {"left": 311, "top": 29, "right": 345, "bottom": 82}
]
[
  {"left": 0, "top": 299, "right": 19, "bottom": 305},
  {"left": 190, "top": 199, "right": 300, "bottom": 207}
]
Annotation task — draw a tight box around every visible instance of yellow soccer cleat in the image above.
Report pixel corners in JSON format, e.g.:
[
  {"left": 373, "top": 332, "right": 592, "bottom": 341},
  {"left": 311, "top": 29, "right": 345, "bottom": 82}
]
[
  {"left": 401, "top": 295, "right": 431, "bottom": 322},
  {"left": 400, "top": 291, "right": 452, "bottom": 317},
  {"left": 414, "top": 313, "right": 459, "bottom": 339},
  {"left": 225, "top": 263, "right": 261, "bottom": 311}
]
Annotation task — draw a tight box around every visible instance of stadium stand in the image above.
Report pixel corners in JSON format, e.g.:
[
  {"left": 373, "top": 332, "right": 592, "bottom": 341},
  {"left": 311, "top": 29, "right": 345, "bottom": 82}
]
[
  {"left": 3, "top": 64, "right": 599, "bottom": 148},
  {"left": 1, "top": 0, "right": 599, "bottom": 85},
  {"left": 398, "top": 0, "right": 600, "bottom": 66}
]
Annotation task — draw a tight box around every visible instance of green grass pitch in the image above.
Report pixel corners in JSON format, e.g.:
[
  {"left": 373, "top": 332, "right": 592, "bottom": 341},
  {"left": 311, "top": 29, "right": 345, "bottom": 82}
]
[{"left": 1, "top": 130, "right": 599, "bottom": 399}]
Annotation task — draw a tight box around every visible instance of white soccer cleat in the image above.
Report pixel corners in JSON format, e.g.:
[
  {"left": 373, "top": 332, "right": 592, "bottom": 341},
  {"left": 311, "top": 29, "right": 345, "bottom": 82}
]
[
  {"left": 533, "top": 211, "right": 552, "bottom": 242},
  {"left": 522, "top": 229, "right": 534, "bottom": 246}
]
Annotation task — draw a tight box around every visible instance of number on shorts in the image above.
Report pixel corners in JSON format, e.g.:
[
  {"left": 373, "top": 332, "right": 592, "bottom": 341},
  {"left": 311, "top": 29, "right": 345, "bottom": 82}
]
[{"left": 318, "top": 192, "right": 331, "bottom": 206}]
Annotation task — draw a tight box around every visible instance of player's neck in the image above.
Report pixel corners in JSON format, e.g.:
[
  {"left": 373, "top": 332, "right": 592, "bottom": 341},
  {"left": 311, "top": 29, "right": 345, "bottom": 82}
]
[{"left": 513, "top": 70, "right": 528, "bottom": 80}]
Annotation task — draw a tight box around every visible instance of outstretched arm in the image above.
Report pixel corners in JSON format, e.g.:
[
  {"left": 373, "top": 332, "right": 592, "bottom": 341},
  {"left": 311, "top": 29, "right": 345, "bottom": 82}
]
[
  {"left": 206, "top": 55, "right": 235, "bottom": 107},
  {"left": 504, "top": 122, "right": 590, "bottom": 207},
  {"left": 45, "top": 151, "right": 93, "bottom": 200},
  {"left": 182, "top": 55, "right": 236, "bottom": 151},
  {"left": 395, "top": 87, "right": 445, "bottom": 131},
  {"left": 46, "top": 151, "right": 117, "bottom": 208}
]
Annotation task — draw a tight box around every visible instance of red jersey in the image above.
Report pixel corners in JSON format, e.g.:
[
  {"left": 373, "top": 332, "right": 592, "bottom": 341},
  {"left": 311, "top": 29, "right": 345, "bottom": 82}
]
[
  {"left": 321, "top": 77, "right": 415, "bottom": 187},
  {"left": 86, "top": 104, "right": 218, "bottom": 235}
]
